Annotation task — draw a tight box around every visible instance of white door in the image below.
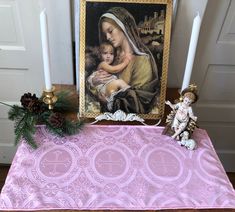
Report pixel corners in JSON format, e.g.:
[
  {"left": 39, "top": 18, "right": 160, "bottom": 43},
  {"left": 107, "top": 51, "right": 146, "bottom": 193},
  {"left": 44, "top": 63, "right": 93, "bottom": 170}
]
[
  {"left": 0, "top": 0, "right": 73, "bottom": 164},
  {"left": 193, "top": 0, "right": 235, "bottom": 171}
]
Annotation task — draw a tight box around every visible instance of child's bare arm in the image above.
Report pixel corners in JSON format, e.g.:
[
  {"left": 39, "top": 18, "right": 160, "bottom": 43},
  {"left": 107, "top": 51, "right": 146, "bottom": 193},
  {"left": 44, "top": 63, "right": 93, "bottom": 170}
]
[
  {"left": 165, "top": 100, "right": 175, "bottom": 110},
  {"left": 188, "top": 107, "right": 197, "bottom": 121},
  {"left": 98, "top": 57, "right": 130, "bottom": 74}
]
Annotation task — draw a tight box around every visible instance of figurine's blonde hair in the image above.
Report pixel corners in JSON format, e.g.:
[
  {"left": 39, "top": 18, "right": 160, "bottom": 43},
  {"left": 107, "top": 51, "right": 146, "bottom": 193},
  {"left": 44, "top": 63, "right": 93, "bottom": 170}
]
[
  {"left": 181, "top": 85, "right": 198, "bottom": 103},
  {"left": 184, "top": 92, "right": 196, "bottom": 102}
]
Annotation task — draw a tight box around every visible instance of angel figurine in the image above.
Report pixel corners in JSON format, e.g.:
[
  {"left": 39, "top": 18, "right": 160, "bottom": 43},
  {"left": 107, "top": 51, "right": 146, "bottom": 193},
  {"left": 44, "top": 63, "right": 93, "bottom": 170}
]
[{"left": 163, "top": 85, "right": 198, "bottom": 141}]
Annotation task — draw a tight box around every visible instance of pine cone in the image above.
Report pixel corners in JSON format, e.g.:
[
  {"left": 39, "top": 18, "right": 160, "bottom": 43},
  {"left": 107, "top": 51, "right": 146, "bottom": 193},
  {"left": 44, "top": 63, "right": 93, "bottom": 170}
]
[
  {"left": 48, "top": 112, "right": 65, "bottom": 128},
  {"left": 20, "top": 93, "right": 44, "bottom": 113},
  {"left": 20, "top": 93, "right": 38, "bottom": 108},
  {"left": 28, "top": 100, "right": 44, "bottom": 113}
]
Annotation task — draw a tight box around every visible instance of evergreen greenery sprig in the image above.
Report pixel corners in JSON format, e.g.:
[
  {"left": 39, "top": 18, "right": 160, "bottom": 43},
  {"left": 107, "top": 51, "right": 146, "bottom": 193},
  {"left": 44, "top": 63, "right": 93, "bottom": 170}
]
[{"left": 0, "top": 91, "right": 84, "bottom": 149}]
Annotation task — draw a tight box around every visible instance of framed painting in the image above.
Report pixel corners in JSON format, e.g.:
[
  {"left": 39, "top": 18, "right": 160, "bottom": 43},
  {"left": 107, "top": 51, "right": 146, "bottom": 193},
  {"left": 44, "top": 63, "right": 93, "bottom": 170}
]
[{"left": 77, "top": 0, "right": 172, "bottom": 120}]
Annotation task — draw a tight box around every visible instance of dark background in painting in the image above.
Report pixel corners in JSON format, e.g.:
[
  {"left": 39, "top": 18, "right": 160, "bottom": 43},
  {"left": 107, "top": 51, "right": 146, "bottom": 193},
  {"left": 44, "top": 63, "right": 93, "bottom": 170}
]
[{"left": 85, "top": 2, "right": 166, "bottom": 46}]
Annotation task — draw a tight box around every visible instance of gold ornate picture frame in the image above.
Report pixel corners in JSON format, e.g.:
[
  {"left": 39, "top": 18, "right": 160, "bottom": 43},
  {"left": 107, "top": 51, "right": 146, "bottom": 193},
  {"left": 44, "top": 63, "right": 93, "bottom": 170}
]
[{"left": 77, "top": 0, "right": 172, "bottom": 120}]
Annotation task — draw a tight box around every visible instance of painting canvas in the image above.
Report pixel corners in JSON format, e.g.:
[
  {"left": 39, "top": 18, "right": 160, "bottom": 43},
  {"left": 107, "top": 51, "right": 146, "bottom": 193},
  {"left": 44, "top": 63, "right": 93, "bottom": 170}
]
[{"left": 77, "top": 0, "right": 172, "bottom": 120}]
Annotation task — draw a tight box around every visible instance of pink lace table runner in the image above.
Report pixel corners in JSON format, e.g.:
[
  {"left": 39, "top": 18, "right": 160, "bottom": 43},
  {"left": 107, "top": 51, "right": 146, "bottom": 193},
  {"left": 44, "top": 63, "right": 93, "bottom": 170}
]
[{"left": 0, "top": 125, "right": 235, "bottom": 211}]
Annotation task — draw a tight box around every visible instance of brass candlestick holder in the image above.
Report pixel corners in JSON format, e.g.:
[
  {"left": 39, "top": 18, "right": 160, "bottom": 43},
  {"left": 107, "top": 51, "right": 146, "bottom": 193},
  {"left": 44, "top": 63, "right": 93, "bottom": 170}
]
[{"left": 43, "top": 86, "right": 57, "bottom": 110}]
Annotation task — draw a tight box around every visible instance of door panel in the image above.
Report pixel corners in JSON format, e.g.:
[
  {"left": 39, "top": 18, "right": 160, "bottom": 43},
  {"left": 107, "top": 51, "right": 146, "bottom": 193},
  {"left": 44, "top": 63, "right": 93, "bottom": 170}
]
[
  {"left": 193, "top": 0, "right": 235, "bottom": 171},
  {"left": 0, "top": 0, "right": 40, "bottom": 164},
  {"left": 0, "top": 1, "right": 25, "bottom": 49},
  {"left": 218, "top": 1, "right": 235, "bottom": 43},
  {"left": 199, "top": 65, "right": 235, "bottom": 103},
  {"left": 0, "top": 0, "right": 73, "bottom": 164}
]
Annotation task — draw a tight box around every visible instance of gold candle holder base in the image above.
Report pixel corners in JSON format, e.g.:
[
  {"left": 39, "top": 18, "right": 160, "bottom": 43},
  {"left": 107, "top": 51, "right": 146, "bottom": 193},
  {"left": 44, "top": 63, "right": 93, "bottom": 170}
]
[{"left": 43, "top": 86, "right": 57, "bottom": 110}]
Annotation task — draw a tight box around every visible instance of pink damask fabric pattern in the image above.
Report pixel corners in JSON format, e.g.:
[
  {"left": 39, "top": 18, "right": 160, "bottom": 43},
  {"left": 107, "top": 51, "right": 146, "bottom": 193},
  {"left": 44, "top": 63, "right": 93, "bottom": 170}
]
[{"left": 0, "top": 125, "right": 235, "bottom": 210}]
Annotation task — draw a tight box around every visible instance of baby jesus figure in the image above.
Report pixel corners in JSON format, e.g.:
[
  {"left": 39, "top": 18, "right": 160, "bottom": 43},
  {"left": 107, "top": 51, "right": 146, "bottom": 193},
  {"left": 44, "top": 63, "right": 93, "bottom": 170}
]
[{"left": 165, "top": 87, "right": 198, "bottom": 140}]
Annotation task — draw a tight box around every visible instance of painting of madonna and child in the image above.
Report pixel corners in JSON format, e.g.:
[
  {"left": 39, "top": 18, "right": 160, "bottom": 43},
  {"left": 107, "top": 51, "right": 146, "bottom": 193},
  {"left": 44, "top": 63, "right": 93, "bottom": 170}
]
[{"left": 79, "top": 0, "right": 172, "bottom": 119}]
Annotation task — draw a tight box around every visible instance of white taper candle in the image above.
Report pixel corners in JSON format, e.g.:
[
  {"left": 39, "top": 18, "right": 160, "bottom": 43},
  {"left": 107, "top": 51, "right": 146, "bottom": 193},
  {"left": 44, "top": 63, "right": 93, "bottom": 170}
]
[
  {"left": 181, "top": 12, "right": 201, "bottom": 92},
  {"left": 40, "top": 9, "right": 52, "bottom": 91}
]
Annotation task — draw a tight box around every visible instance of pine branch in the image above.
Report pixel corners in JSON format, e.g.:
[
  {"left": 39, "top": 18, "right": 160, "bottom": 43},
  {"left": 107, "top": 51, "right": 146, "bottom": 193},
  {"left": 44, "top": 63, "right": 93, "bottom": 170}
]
[
  {"left": 22, "top": 130, "right": 38, "bottom": 149},
  {"left": 53, "top": 90, "right": 78, "bottom": 113},
  {"left": 8, "top": 105, "right": 25, "bottom": 121},
  {"left": 45, "top": 121, "right": 65, "bottom": 137},
  {"left": 0, "top": 101, "right": 14, "bottom": 108},
  {"left": 62, "top": 119, "right": 85, "bottom": 135},
  {"left": 37, "top": 110, "right": 50, "bottom": 124},
  {"left": 3, "top": 90, "right": 86, "bottom": 149},
  {"left": 40, "top": 112, "right": 65, "bottom": 137},
  {"left": 14, "top": 112, "right": 37, "bottom": 149}
]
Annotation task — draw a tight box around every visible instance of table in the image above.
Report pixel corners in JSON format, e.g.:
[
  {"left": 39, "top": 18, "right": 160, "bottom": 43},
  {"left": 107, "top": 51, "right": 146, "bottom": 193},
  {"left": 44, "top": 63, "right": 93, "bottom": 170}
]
[{"left": 0, "top": 125, "right": 235, "bottom": 211}]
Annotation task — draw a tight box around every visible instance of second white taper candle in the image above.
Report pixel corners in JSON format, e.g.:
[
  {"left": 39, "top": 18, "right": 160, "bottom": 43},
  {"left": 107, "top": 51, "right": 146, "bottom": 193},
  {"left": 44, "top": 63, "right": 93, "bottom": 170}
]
[{"left": 181, "top": 12, "right": 201, "bottom": 92}]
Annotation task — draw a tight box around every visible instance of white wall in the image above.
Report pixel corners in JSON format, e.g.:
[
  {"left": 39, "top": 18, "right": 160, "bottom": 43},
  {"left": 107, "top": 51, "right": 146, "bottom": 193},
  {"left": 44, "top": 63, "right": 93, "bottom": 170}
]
[{"left": 168, "top": 0, "right": 208, "bottom": 88}]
